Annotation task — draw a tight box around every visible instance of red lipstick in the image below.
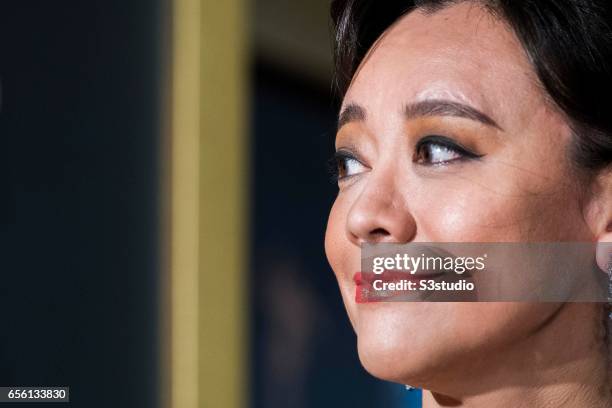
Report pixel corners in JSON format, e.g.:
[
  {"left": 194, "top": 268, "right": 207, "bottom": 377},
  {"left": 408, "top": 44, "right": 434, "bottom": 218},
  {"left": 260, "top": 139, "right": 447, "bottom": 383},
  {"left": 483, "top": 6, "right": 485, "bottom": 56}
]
[{"left": 353, "top": 270, "right": 446, "bottom": 303}]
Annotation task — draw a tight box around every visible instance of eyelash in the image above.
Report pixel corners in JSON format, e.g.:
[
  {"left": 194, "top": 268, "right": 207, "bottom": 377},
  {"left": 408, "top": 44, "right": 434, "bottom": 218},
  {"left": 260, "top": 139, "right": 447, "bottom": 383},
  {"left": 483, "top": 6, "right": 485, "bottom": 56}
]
[
  {"left": 328, "top": 150, "right": 360, "bottom": 184},
  {"left": 414, "top": 135, "right": 483, "bottom": 165},
  {"left": 328, "top": 136, "right": 483, "bottom": 183}
]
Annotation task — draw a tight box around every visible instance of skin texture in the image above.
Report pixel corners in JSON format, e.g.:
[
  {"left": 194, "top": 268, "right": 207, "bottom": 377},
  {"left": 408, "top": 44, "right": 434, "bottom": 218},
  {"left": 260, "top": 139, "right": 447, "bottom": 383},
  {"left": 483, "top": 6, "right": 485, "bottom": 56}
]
[{"left": 324, "top": 3, "right": 612, "bottom": 407}]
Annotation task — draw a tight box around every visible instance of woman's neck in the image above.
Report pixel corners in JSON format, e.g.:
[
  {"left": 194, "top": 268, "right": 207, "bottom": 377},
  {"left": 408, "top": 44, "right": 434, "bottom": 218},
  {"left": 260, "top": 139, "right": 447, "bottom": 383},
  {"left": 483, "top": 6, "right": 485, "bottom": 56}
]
[{"left": 422, "top": 303, "right": 611, "bottom": 408}]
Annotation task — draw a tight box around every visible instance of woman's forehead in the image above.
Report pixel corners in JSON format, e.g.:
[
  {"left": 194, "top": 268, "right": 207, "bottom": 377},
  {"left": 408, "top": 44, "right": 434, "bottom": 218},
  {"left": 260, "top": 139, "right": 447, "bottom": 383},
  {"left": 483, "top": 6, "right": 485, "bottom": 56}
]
[{"left": 342, "top": 3, "right": 540, "bottom": 124}]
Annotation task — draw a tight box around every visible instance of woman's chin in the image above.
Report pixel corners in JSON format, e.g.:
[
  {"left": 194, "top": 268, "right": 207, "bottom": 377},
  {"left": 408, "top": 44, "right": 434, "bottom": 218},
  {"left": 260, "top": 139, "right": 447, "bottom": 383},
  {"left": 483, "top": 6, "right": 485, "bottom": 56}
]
[{"left": 356, "top": 328, "right": 445, "bottom": 387}]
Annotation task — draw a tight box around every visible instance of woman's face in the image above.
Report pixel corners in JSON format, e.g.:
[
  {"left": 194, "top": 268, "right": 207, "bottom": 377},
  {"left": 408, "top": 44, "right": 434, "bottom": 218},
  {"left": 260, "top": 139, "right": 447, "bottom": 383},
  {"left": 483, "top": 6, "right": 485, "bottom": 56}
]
[{"left": 324, "top": 3, "right": 596, "bottom": 388}]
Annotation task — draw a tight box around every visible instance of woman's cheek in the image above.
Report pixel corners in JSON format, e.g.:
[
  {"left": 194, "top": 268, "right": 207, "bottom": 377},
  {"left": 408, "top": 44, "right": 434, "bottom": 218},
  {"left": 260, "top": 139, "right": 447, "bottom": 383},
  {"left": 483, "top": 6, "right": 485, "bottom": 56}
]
[
  {"left": 411, "top": 165, "right": 570, "bottom": 242},
  {"left": 325, "top": 193, "right": 359, "bottom": 280},
  {"left": 325, "top": 195, "right": 361, "bottom": 328},
  {"left": 324, "top": 198, "right": 345, "bottom": 274},
  {"left": 412, "top": 186, "right": 513, "bottom": 242}
]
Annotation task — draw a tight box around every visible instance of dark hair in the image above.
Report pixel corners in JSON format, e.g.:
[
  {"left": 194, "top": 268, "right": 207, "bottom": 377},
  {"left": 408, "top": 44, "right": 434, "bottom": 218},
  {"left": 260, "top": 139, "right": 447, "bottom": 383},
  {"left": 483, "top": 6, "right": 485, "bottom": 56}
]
[{"left": 330, "top": 0, "right": 612, "bottom": 171}]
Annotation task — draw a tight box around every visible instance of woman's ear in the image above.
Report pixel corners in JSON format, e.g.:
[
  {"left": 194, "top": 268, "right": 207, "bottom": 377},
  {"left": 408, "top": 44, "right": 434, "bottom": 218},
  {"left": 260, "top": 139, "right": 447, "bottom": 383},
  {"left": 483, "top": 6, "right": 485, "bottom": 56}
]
[{"left": 591, "top": 168, "right": 612, "bottom": 272}]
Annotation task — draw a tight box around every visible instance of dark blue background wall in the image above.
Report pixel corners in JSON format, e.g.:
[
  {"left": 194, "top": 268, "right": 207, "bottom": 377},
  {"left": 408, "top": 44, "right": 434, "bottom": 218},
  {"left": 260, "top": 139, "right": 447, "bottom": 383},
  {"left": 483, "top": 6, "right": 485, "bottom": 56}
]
[{"left": 1, "top": 2, "right": 162, "bottom": 407}]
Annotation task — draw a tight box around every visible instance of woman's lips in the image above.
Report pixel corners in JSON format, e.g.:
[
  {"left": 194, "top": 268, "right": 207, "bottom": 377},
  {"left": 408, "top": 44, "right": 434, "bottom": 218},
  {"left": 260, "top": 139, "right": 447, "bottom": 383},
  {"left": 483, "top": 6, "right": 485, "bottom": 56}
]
[
  {"left": 353, "top": 270, "right": 446, "bottom": 303},
  {"left": 353, "top": 270, "right": 473, "bottom": 303}
]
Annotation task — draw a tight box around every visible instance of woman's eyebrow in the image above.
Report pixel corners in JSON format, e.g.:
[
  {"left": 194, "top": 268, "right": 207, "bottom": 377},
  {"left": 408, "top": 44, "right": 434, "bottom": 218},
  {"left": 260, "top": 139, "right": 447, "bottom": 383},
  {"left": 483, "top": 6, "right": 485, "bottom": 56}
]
[
  {"left": 337, "top": 103, "right": 366, "bottom": 130},
  {"left": 337, "top": 99, "right": 502, "bottom": 131},
  {"left": 405, "top": 99, "right": 503, "bottom": 130}
]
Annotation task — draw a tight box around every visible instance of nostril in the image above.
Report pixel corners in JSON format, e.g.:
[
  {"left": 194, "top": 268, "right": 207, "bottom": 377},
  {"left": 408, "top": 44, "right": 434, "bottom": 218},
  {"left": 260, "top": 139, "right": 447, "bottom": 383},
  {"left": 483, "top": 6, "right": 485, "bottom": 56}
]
[{"left": 370, "top": 228, "right": 390, "bottom": 237}]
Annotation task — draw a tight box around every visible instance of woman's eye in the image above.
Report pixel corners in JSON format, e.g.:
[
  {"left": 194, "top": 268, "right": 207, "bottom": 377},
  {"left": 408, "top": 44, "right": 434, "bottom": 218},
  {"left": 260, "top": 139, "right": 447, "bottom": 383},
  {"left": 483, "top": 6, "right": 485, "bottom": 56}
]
[
  {"left": 414, "top": 135, "right": 482, "bottom": 165},
  {"left": 416, "top": 143, "right": 462, "bottom": 164},
  {"left": 329, "top": 151, "right": 367, "bottom": 182}
]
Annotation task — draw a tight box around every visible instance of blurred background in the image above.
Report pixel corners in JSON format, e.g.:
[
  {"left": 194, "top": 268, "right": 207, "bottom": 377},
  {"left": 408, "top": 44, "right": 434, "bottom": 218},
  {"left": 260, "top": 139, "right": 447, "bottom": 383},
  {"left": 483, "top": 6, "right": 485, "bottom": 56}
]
[{"left": 2, "top": 0, "right": 420, "bottom": 407}]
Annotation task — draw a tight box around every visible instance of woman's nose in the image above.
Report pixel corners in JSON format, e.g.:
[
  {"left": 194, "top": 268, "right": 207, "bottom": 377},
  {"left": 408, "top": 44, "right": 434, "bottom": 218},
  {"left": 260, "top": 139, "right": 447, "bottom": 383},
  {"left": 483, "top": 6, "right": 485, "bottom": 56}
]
[{"left": 346, "top": 177, "right": 416, "bottom": 245}]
